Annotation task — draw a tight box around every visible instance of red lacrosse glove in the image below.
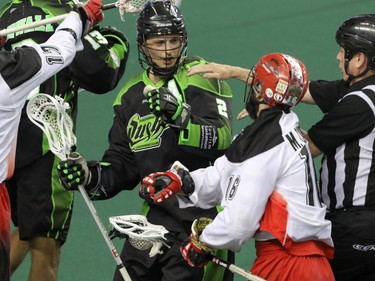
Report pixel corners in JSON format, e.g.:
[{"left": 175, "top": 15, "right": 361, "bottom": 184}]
[
  {"left": 76, "top": 0, "right": 104, "bottom": 36},
  {"left": 180, "top": 218, "right": 214, "bottom": 268},
  {"left": 139, "top": 161, "right": 195, "bottom": 204},
  {"left": 139, "top": 171, "right": 182, "bottom": 204}
]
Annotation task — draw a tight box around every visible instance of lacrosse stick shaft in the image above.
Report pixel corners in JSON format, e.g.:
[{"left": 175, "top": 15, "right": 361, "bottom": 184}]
[
  {"left": 77, "top": 185, "right": 132, "bottom": 281},
  {"left": 0, "top": 2, "right": 116, "bottom": 37},
  {"left": 210, "top": 256, "right": 266, "bottom": 281},
  {"left": 163, "top": 233, "right": 265, "bottom": 281}
]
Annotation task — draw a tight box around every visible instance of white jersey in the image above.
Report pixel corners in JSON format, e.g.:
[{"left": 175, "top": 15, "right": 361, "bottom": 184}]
[
  {"left": 178, "top": 108, "right": 333, "bottom": 253},
  {"left": 0, "top": 12, "right": 83, "bottom": 183}
]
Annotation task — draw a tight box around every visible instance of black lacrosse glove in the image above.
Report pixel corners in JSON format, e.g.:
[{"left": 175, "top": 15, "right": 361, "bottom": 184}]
[
  {"left": 145, "top": 87, "right": 191, "bottom": 130},
  {"left": 57, "top": 152, "right": 91, "bottom": 190},
  {"left": 180, "top": 218, "right": 215, "bottom": 268}
]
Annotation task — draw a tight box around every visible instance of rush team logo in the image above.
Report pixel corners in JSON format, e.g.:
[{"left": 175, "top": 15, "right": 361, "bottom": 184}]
[{"left": 127, "top": 114, "right": 167, "bottom": 152}]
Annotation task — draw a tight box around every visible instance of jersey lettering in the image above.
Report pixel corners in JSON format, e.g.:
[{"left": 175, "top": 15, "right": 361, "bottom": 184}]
[
  {"left": 225, "top": 175, "right": 240, "bottom": 200},
  {"left": 127, "top": 114, "right": 167, "bottom": 152},
  {"left": 285, "top": 128, "right": 317, "bottom": 206},
  {"left": 6, "top": 15, "right": 55, "bottom": 40},
  {"left": 216, "top": 98, "right": 228, "bottom": 118},
  {"left": 41, "top": 46, "right": 64, "bottom": 65},
  {"left": 84, "top": 30, "right": 108, "bottom": 50}
]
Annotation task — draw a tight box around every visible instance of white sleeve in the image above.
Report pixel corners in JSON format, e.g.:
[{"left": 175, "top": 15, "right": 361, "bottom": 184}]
[
  {"left": 199, "top": 147, "right": 282, "bottom": 252},
  {"left": 176, "top": 156, "right": 226, "bottom": 209},
  {"left": 10, "top": 12, "right": 83, "bottom": 107}
]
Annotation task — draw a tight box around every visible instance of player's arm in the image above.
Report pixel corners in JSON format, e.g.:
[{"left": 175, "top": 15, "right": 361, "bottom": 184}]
[
  {"left": 144, "top": 79, "right": 233, "bottom": 155},
  {"left": 7, "top": 1, "right": 103, "bottom": 104},
  {"left": 182, "top": 77, "right": 233, "bottom": 154},
  {"left": 188, "top": 62, "right": 252, "bottom": 84},
  {"left": 69, "top": 25, "right": 130, "bottom": 93}
]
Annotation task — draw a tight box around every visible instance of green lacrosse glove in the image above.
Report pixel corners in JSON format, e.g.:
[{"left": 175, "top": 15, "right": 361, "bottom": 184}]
[
  {"left": 57, "top": 152, "right": 91, "bottom": 190},
  {"left": 145, "top": 87, "right": 191, "bottom": 130},
  {"left": 180, "top": 217, "right": 215, "bottom": 268}
]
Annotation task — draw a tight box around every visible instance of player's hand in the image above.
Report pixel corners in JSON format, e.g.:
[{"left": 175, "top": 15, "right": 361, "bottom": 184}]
[
  {"left": 180, "top": 218, "right": 214, "bottom": 267},
  {"left": 145, "top": 87, "right": 191, "bottom": 130},
  {"left": 0, "top": 36, "right": 6, "bottom": 48},
  {"left": 57, "top": 152, "right": 91, "bottom": 190},
  {"left": 76, "top": 0, "right": 104, "bottom": 36},
  {"left": 237, "top": 108, "right": 249, "bottom": 120},
  {"left": 139, "top": 161, "right": 195, "bottom": 204}
]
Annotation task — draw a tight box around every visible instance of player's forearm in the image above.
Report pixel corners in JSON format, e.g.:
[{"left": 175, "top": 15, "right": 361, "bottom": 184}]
[{"left": 229, "top": 66, "right": 253, "bottom": 84}]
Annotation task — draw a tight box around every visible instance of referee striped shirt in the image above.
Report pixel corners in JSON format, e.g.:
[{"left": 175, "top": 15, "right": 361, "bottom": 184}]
[{"left": 308, "top": 77, "right": 375, "bottom": 210}]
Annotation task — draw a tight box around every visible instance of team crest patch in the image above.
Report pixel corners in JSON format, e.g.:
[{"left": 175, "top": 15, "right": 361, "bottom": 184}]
[{"left": 127, "top": 114, "right": 167, "bottom": 152}]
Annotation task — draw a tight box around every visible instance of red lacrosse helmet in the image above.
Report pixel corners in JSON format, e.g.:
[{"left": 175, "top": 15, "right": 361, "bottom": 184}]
[{"left": 249, "top": 53, "right": 308, "bottom": 108}]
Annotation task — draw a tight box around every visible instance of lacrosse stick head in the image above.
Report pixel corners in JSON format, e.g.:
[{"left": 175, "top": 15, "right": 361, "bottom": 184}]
[
  {"left": 109, "top": 215, "right": 169, "bottom": 257},
  {"left": 26, "top": 94, "right": 76, "bottom": 161},
  {"left": 117, "top": 0, "right": 176, "bottom": 21}
]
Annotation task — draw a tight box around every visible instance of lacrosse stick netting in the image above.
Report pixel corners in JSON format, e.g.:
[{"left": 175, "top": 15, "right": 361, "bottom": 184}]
[
  {"left": 26, "top": 94, "right": 132, "bottom": 281},
  {"left": 117, "top": 0, "right": 176, "bottom": 21},
  {"left": 109, "top": 215, "right": 170, "bottom": 257}
]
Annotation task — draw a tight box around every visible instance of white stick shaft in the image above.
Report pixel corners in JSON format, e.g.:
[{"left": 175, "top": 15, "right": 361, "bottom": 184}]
[
  {"left": 77, "top": 185, "right": 132, "bottom": 281},
  {"left": 228, "top": 264, "right": 266, "bottom": 281},
  {"left": 0, "top": 14, "right": 68, "bottom": 37},
  {"left": 210, "top": 256, "right": 266, "bottom": 281},
  {"left": 0, "top": 2, "right": 117, "bottom": 37}
]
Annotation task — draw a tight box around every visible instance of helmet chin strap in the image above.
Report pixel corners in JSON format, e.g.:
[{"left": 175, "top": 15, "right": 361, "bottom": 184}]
[{"left": 246, "top": 95, "right": 267, "bottom": 120}]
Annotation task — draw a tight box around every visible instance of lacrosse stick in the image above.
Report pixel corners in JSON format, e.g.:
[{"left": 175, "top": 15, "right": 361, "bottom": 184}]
[
  {"left": 109, "top": 215, "right": 170, "bottom": 257},
  {"left": 109, "top": 215, "right": 266, "bottom": 281},
  {"left": 0, "top": 0, "right": 176, "bottom": 36},
  {"left": 26, "top": 94, "right": 132, "bottom": 281}
]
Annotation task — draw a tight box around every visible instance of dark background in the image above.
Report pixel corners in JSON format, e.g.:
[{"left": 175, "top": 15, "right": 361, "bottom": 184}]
[{"left": 11, "top": 0, "right": 373, "bottom": 280}]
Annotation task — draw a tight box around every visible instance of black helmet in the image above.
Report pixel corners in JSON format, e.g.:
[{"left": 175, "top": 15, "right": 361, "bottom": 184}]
[
  {"left": 336, "top": 14, "right": 375, "bottom": 78},
  {"left": 137, "top": 1, "right": 188, "bottom": 78}
]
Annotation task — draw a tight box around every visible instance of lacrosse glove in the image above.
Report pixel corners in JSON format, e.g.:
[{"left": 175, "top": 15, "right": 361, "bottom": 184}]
[
  {"left": 145, "top": 87, "right": 191, "bottom": 130},
  {"left": 180, "top": 217, "right": 215, "bottom": 268},
  {"left": 75, "top": 0, "right": 104, "bottom": 36},
  {"left": 139, "top": 161, "right": 195, "bottom": 204},
  {"left": 57, "top": 152, "right": 92, "bottom": 190}
]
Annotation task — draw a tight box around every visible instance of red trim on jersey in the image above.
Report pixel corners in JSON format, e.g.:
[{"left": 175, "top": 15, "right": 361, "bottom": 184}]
[{"left": 258, "top": 191, "right": 334, "bottom": 258}]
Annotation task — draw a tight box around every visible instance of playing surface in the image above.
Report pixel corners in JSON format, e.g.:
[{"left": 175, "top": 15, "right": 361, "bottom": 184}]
[{"left": 11, "top": 0, "right": 373, "bottom": 280}]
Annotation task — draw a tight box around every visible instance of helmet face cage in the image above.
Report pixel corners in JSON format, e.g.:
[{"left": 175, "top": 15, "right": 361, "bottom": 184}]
[
  {"left": 136, "top": 1, "right": 188, "bottom": 78},
  {"left": 245, "top": 53, "right": 308, "bottom": 109},
  {"left": 336, "top": 14, "right": 375, "bottom": 69}
]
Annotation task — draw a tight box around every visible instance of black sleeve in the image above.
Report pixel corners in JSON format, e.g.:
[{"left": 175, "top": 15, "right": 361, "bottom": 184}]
[
  {"left": 87, "top": 103, "right": 140, "bottom": 200},
  {"left": 309, "top": 79, "right": 347, "bottom": 113},
  {"left": 68, "top": 26, "right": 129, "bottom": 94},
  {"left": 308, "top": 94, "right": 375, "bottom": 153}
]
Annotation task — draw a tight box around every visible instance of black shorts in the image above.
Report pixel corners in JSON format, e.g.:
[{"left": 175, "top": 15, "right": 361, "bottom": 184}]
[
  {"left": 326, "top": 208, "right": 375, "bottom": 281},
  {"left": 6, "top": 151, "right": 74, "bottom": 244},
  {"left": 113, "top": 231, "right": 234, "bottom": 281}
]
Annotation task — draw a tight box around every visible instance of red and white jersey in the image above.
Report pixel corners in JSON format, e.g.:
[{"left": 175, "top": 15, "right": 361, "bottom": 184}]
[
  {"left": 178, "top": 108, "right": 333, "bottom": 254},
  {"left": 0, "top": 12, "right": 83, "bottom": 183}
]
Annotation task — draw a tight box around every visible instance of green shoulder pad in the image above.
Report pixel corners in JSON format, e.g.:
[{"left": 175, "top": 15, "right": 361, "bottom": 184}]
[{"left": 113, "top": 72, "right": 144, "bottom": 106}]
